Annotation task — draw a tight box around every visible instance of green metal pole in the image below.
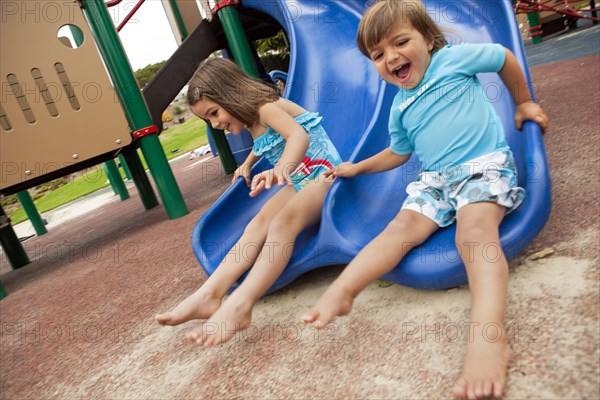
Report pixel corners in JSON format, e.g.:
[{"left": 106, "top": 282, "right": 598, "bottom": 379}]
[
  {"left": 82, "top": 0, "right": 188, "bottom": 219},
  {"left": 0, "top": 281, "right": 6, "bottom": 300},
  {"left": 16, "top": 190, "right": 47, "bottom": 236},
  {"left": 118, "top": 155, "right": 132, "bottom": 180},
  {"left": 210, "top": 0, "right": 262, "bottom": 174},
  {"left": 206, "top": 125, "right": 236, "bottom": 175},
  {"left": 0, "top": 205, "right": 29, "bottom": 269},
  {"left": 512, "top": 1, "right": 542, "bottom": 44},
  {"left": 120, "top": 148, "right": 156, "bottom": 207},
  {"left": 103, "top": 160, "right": 129, "bottom": 200},
  {"left": 69, "top": 24, "right": 84, "bottom": 47},
  {"left": 526, "top": 11, "right": 542, "bottom": 44},
  {"left": 214, "top": 1, "right": 260, "bottom": 78},
  {"left": 103, "top": 163, "right": 119, "bottom": 195},
  {"left": 168, "top": 0, "right": 188, "bottom": 41},
  {"left": 121, "top": 150, "right": 159, "bottom": 210}
]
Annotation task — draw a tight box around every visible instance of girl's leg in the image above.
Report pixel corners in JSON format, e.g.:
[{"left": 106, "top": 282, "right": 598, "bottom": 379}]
[
  {"left": 188, "top": 178, "right": 333, "bottom": 346},
  {"left": 303, "top": 209, "right": 439, "bottom": 328},
  {"left": 155, "top": 186, "right": 297, "bottom": 326},
  {"left": 451, "top": 202, "right": 511, "bottom": 400}
]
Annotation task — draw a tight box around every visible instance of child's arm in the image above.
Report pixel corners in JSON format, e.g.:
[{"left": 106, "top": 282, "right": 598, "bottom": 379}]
[
  {"left": 232, "top": 151, "right": 261, "bottom": 186},
  {"left": 325, "top": 148, "right": 411, "bottom": 178},
  {"left": 250, "top": 102, "right": 309, "bottom": 194},
  {"left": 499, "top": 49, "right": 549, "bottom": 133}
]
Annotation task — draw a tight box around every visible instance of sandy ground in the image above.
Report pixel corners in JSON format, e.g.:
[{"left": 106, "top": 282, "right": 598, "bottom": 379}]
[{"left": 1, "top": 52, "right": 599, "bottom": 400}]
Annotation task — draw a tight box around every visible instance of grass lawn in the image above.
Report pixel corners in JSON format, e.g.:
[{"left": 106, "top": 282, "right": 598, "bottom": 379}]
[
  {"left": 9, "top": 118, "right": 208, "bottom": 225},
  {"left": 155, "top": 117, "right": 208, "bottom": 160}
]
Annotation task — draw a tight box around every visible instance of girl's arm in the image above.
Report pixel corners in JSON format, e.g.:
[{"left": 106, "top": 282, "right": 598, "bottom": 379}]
[
  {"left": 232, "top": 151, "right": 261, "bottom": 186},
  {"left": 250, "top": 102, "right": 309, "bottom": 193},
  {"left": 499, "top": 49, "right": 549, "bottom": 133},
  {"left": 326, "top": 148, "right": 411, "bottom": 178}
]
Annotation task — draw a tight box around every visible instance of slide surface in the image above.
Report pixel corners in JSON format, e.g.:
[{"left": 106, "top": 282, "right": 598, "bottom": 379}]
[{"left": 192, "top": 0, "right": 551, "bottom": 291}]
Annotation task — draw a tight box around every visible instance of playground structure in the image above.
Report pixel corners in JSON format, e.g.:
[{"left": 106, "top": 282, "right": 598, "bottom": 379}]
[
  {"left": 514, "top": 0, "right": 598, "bottom": 43},
  {"left": 0, "top": 0, "right": 200, "bottom": 269}
]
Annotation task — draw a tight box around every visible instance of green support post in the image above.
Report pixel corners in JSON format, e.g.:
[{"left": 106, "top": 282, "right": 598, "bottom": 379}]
[
  {"left": 213, "top": 0, "right": 260, "bottom": 78},
  {"left": 512, "top": 1, "right": 542, "bottom": 44},
  {"left": 82, "top": 0, "right": 188, "bottom": 219},
  {"left": 168, "top": 0, "right": 189, "bottom": 41},
  {"left": 0, "top": 205, "right": 29, "bottom": 269},
  {"left": 118, "top": 155, "right": 132, "bottom": 180},
  {"left": 209, "top": 0, "right": 263, "bottom": 174},
  {"left": 103, "top": 159, "right": 129, "bottom": 200},
  {"left": 103, "top": 162, "right": 118, "bottom": 195},
  {"left": 121, "top": 150, "right": 159, "bottom": 210},
  {"left": 69, "top": 24, "right": 84, "bottom": 47},
  {"left": 0, "top": 281, "right": 6, "bottom": 300},
  {"left": 207, "top": 125, "right": 237, "bottom": 175},
  {"left": 16, "top": 190, "right": 47, "bottom": 236},
  {"left": 527, "top": 11, "right": 542, "bottom": 44}
]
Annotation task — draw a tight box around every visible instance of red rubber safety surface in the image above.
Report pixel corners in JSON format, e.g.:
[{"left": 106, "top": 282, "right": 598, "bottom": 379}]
[{"left": 0, "top": 55, "right": 598, "bottom": 399}]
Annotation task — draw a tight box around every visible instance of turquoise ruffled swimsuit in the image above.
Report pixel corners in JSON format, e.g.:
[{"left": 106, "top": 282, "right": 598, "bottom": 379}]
[{"left": 252, "top": 112, "right": 342, "bottom": 191}]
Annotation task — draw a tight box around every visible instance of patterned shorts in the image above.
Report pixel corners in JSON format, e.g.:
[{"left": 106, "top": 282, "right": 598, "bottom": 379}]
[{"left": 402, "top": 150, "right": 526, "bottom": 227}]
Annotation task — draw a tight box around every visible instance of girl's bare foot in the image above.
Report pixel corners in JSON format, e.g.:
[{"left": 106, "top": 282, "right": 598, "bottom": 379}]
[
  {"left": 186, "top": 294, "right": 252, "bottom": 347},
  {"left": 452, "top": 325, "right": 511, "bottom": 399},
  {"left": 155, "top": 287, "right": 221, "bottom": 326},
  {"left": 302, "top": 282, "right": 354, "bottom": 329}
]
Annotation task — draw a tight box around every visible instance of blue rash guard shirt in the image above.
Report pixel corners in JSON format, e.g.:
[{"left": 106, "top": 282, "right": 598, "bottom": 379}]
[{"left": 389, "top": 43, "right": 510, "bottom": 172}]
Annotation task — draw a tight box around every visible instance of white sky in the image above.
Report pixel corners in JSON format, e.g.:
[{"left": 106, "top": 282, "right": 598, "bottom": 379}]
[{"left": 110, "top": 0, "right": 179, "bottom": 71}]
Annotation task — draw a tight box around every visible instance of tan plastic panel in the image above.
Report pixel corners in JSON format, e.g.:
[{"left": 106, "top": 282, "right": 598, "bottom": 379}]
[
  {"left": 175, "top": 0, "right": 204, "bottom": 34},
  {"left": 0, "top": 0, "right": 133, "bottom": 190}
]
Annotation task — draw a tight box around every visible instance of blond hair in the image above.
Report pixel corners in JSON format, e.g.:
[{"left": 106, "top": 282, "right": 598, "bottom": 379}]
[
  {"left": 357, "top": 0, "right": 447, "bottom": 58},
  {"left": 187, "top": 57, "right": 279, "bottom": 127}
]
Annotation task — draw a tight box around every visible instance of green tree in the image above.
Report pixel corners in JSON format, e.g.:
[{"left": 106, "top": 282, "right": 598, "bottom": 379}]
[
  {"left": 134, "top": 61, "right": 167, "bottom": 89},
  {"left": 255, "top": 31, "right": 290, "bottom": 72}
]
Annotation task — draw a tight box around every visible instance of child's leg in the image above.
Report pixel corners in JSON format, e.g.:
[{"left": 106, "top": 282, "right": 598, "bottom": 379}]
[
  {"left": 303, "top": 209, "right": 438, "bottom": 328},
  {"left": 155, "top": 186, "right": 297, "bottom": 326},
  {"left": 187, "top": 178, "right": 333, "bottom": 346},
  {"left": 451, "top": 202, "right": 511, "bottom": 400}
]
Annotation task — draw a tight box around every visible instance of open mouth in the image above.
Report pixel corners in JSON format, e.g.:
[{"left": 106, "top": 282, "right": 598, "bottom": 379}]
[{"left": 393, "top": 63, "right": 411, "bottom": 81}]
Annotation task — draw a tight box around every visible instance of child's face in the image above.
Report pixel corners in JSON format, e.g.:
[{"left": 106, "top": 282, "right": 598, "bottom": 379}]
[
  {"left": 191, "top": 98, "right": 244, "bottom": 134},
  {"left": 368, "top": 20, "right": 434, "bottom": 90}
]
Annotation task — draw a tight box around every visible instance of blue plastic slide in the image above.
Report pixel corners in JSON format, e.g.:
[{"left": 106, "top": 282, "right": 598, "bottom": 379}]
[{"left": 192, "top": 0, "right": 551, "bottom": 291}]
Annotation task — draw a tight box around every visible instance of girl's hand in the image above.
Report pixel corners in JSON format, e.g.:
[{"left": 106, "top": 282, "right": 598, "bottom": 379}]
[
  {"left": 515, "top": 102, "right": 549, "bottom": 134},
  {"left": 232, "top": 164, "right": 252, "bottom": 186},
  {"left": 249, "top": 168, "right": 292, "bottom": 197},
  {"left": 323, "top": 162, "right": 358, "bottom": 178}
]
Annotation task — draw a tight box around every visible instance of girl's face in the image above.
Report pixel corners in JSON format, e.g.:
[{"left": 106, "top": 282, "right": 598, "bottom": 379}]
[
  {"left": 191, "top": 98, "right": 244, "bottom": 134},
  {"left": 368, "top": 20, "right": 434, "bottom": 90}
]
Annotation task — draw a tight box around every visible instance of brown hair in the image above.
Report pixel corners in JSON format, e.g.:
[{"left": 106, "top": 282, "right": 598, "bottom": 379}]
[
  {"left": 187, "top": 57, "right": 279, "bottom": 127},
  {"left": 357, "top": 0, "right": 447, "bottom": 58}
]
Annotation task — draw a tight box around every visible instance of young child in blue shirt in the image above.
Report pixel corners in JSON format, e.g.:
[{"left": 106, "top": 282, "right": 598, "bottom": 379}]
[{"left": 302, "top": 1, "right": 549, "bottom": 399}]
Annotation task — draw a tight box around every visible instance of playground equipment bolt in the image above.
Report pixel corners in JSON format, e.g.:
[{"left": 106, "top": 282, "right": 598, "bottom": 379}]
[
  {"left": 116, "top": 139, "right": 122, "bottom": 144},
  {"left": 25, "top": 170, "right": 31, "bottom": 175},
  {"left": 72, "top": 154, "right": 79, "bottom": 159}
]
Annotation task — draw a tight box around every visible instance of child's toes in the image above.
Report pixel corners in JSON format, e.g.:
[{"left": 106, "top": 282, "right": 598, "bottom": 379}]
[
  {"left": 452, "top": 377, "right": 468, "bottom": 399},
  {"left": 301, "top": 311, "right": 318, "bottom": 323}
]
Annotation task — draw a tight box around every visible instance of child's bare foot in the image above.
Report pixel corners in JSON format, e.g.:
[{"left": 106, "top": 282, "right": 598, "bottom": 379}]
[
  {"left": 302, "top": 282, "right": 354, "bottom": 328},
  {"left": 155, "top": 287, "right": 221, "bottom": 326},
  {"left": 452, "top": 325, "right": 511, "bottom": 399},
  {"left": 186, "top": 294, "right": 252, "bottom": 347}
]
